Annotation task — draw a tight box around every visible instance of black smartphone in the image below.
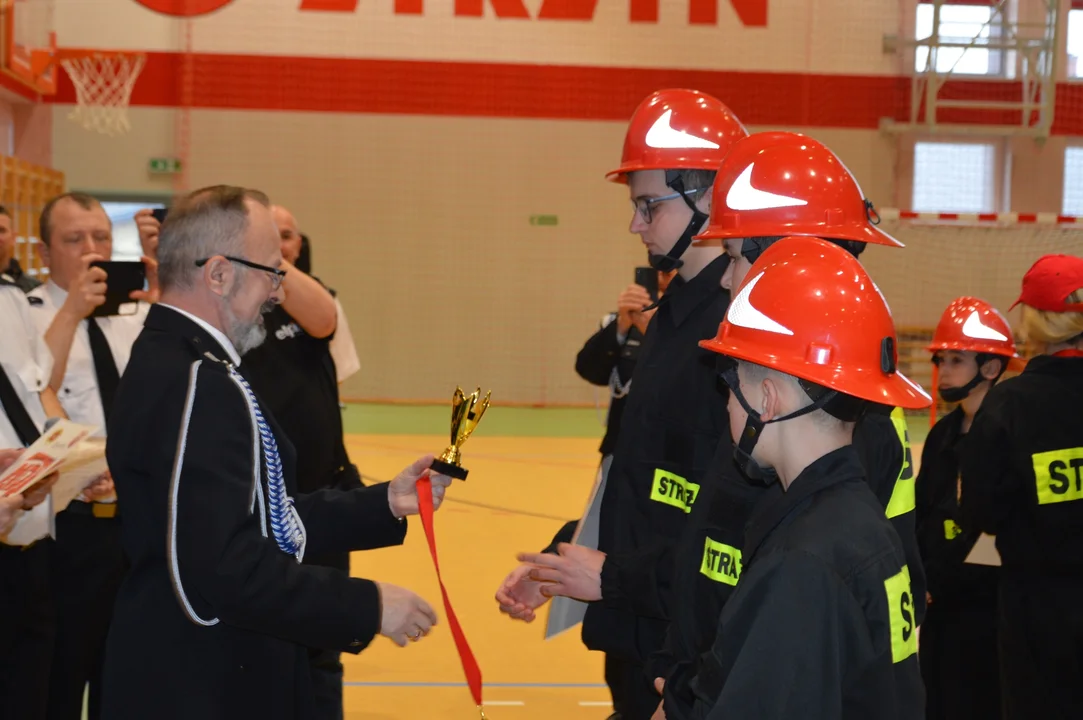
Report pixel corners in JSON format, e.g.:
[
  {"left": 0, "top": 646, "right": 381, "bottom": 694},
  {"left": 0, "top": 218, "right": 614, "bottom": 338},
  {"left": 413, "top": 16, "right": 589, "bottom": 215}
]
[
  {"left": 89, "top": 261, "right": 146, "bottom": 317},
  {"left": 634, "top": 266, "right": 659, "bottom": 301},
  {"left": 150, "top": 207, "right": 168, "bottom": 224}
]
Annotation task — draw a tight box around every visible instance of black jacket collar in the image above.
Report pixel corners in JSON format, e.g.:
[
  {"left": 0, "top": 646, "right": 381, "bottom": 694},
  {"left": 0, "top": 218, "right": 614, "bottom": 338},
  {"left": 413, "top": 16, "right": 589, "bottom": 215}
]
[
  {"left": 658, "top": 253, "right": 730, "bottom": 328},
  {"left": 744, "top": 445, "right": 866, "bottom": 561}
]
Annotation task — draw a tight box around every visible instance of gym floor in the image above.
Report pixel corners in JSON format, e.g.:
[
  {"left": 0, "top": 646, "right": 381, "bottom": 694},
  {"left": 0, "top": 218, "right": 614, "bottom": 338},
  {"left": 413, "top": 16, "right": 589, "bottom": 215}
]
[{"left": 338, "top": 403, "right": 930, "bottom": 719}]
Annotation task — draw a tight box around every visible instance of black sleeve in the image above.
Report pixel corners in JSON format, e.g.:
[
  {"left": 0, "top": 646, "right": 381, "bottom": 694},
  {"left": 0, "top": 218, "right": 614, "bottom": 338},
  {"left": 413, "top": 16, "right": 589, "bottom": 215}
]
[
  {"left": 294, "top": 482, "right": 408, "bottom": 557},
  {"left": 853, "top": 412, "right": 902, "bottom": 509},
  {"left": 541, "top": 520, "right": 578, "bottom": 554},
  {"left": 913, "top": 431, "right": 938, "bottom": 566},
  {"left": 698, "top": 555, "right": 862, "bottom": 720},
  {"left": 574, "top": 318, "right": 622, "bottom": 386},
  {"left": 174, "top": 365, "right": 380, "bottom": 654},
  {"left": 599, "top": 542, "right": 675, "bottom": 620},
  {"left": 960, "top": 396, "right": 1017, "bottom": 535}
]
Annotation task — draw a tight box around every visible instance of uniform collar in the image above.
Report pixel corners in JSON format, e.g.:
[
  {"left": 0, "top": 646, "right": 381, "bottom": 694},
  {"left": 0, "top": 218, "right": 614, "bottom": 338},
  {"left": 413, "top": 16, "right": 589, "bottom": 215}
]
[
  {"left": 151, "top": 303, "right": 243, "bottom": 366},
  {"left": 743, "top": 445, "right": 866, "bottom": 562},
  {"left": 43, "top": 279, "right": 68, "bottom": 309},
  {"left": 657, "top": 253, "right": 729, "bottom": 328},
  {"left": 1022, "top": 353, "right": 1083, "bottom": 378}
]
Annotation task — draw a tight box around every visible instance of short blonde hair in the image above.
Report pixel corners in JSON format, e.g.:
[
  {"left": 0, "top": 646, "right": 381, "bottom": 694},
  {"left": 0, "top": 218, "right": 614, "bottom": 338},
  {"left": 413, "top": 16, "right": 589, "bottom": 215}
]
[{"left": 1020, "top": 289, "right": 1083, "bottom": 346}]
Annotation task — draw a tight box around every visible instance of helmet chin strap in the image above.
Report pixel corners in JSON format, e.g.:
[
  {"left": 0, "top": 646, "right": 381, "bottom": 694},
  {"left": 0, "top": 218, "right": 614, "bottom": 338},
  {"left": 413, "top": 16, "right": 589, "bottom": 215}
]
[
  {"left": 719, "top": 364, "right": 836, "bottom": 485},
  {"left": 648, "top": 171, "right": 709, "bottom": 273},
  {"left": 937, "top": 353, "right": 1005, "bottom": 404}
]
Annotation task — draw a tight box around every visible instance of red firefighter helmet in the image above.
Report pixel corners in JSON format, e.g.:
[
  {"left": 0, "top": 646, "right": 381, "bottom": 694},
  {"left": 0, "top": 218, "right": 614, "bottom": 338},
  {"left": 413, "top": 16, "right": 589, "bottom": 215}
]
[
  {"left": 927, "top": 296, "right": 1025, "bottom": 371},
  {"left": 606, "top": 89, "right": 748, "bottom": 183},
  {"left": 699, "top": 236, "right": 931, "bottom": 409},
  {"left": 692, "top": 131, "right": 903, "bottom": 247}
]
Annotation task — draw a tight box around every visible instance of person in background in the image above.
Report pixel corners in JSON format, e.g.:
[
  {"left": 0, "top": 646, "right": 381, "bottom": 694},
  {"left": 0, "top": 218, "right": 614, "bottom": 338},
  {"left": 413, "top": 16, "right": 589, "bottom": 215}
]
[
  {"left": 0, "top": 204, "right": 41, "bottom": 292},
  {"left": 0, "top": 265, "right": 66, "bottom": 720},
  {"left": 28, "top": 192, "right": 158, "bottom": 720},
  {"left": 961, "top": 254, "right": 1083, "bottom": 720},
  {"left": 241, "top": 203, "right": 362, "bottom": 720},
  {"left": 916, "top": 296, "right": 1019, "bottom": 720}
]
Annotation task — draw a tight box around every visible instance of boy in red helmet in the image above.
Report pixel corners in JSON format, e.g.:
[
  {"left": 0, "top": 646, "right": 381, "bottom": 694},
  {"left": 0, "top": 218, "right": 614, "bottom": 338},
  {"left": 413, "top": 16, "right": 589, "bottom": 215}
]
[
  {"left": 692, "top": 235, "right": 930, "bottom": 719},
  {"left": 916, "top": 296, "right": 1022, "bottom": 720},
  {"left": 502, "top": 88, "right": 747, "bottom": 719},
  {"left": 651, "top": 131, "right": 922, "bottom": 720}
]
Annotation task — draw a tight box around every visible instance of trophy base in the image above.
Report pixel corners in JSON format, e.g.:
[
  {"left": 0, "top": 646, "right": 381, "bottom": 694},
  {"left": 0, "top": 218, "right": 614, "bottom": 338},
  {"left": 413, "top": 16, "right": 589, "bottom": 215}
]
[{"left": 431, "top": 458, "right": 469, "bottom": 481}]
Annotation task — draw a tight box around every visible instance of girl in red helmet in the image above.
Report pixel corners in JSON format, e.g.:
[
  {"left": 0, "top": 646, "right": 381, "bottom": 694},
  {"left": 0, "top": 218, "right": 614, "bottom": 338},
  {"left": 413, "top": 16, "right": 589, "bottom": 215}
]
[
  {"left": 960, "top": 254, "right": 1083, "bottom": 720},
  {"left": 692, "top": 235, "right": 930, "bottom": 719},
  {"left": 915, "top": 297, "right": 1022, "bottom": 720}
]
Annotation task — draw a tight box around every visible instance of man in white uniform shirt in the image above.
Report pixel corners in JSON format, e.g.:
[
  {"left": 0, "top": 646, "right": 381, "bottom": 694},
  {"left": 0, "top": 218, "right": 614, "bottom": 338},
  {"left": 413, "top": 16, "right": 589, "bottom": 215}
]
[
  {"left": 0, "top": 269, "right": 64, "bottom": 720},
  {"left": 27, "top": 192, "right": 156, "bottom": 720}
]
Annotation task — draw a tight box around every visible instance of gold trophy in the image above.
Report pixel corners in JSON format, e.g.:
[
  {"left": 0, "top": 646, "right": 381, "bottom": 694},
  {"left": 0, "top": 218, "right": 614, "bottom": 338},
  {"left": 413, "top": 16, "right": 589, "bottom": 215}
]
[{"left": 430, "top": 386, "right": 491, "bottom": 480}]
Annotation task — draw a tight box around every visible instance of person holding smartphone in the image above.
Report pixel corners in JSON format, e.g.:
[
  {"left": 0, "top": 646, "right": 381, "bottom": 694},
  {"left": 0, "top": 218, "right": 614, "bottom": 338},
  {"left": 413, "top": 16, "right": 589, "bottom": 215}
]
[{"left": 27, "top": 192, "right": 158, "bottom": 720}]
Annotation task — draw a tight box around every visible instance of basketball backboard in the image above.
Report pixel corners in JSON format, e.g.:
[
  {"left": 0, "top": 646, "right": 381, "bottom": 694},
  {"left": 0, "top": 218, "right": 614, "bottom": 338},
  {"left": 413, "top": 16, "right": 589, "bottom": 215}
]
[{"left": 0, "top": 0, "right": 58, "bottom": 94}]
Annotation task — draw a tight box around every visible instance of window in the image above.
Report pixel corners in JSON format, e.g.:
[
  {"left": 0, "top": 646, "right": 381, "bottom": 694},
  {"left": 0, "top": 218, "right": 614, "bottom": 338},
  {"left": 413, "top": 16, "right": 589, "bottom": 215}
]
[
  {"left": 915, "top": 3, "right": 1000, "bottom": 75},
  {"left": 912, "top": 141, "right": 997, "bottom": 213},
  {"left": 1068, "top": 9, "right": 1083, "bottom": 79},
  {"left": 1063, "top": 147, "right": 1083, "bottom": 215},
  {"left": 101, "top": 201, "right": 165, "bottom": 261}
]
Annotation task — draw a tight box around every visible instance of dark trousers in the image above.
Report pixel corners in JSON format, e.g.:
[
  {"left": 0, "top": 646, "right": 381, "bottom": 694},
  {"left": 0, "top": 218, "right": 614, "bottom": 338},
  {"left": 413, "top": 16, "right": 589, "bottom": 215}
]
[
  {"left": 303, "top": 464, "right": 364, "bottom": 720},
  {"left": 919, "top": 597, "right": 1001, "bottom": 720},
  {"left": 604, "top": 653, "right": 661, "bottom": 720},
  {"left": 998, "top": 579, "right": 1083, "bottom": 720},
  {"left": 0, "top": 540, "right": 55, "bottom": 720},
  {"left": 46, "top": 507, "right": 126, "bottom": 720}
]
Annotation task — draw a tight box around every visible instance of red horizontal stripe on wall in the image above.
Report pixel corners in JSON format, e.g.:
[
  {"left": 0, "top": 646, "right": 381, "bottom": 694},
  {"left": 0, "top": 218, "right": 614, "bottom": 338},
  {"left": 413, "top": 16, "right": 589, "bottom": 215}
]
[{"left": 43, "top": 51, "right": 1083, "bottom": 135}]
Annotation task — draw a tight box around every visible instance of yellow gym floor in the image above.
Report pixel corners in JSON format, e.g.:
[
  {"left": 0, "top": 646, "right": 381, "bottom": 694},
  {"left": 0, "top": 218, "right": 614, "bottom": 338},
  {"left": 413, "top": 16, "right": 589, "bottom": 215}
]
[{"left": 342, "top": 433, "right": 612, "bottom": 719}]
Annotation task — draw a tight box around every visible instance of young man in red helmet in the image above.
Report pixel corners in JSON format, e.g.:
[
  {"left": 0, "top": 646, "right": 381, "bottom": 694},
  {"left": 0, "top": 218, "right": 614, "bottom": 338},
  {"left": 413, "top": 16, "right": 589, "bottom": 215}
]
[
  {"left": 649, "top": 130, "right": 922, "bottom": 720},
  {"left": 916, "top": 297, "right": 1021, "bottom": 720},
  {"left": 692, "top": 235, "right": 930, "bottom": 719},
  {"left": 503, "top": 88, "right": 747, "bottom": 719}
]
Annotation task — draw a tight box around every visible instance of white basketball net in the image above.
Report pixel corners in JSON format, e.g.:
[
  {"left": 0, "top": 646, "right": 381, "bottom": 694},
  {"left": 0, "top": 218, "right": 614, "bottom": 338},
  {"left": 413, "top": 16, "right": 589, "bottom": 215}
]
[{"left": 60, "top": 53, "right": 146, "bottom": 136}]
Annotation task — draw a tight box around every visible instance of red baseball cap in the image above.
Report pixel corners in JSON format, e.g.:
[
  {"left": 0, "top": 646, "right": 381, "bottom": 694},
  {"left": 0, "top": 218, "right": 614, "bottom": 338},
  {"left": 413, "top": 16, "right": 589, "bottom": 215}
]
[{"left": 1010, "top": 254, "right": 1083, "bottom": 313}]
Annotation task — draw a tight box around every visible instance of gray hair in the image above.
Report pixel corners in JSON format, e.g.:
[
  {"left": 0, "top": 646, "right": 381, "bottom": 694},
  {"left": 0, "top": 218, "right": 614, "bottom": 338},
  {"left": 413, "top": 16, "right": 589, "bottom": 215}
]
[{"left": 158, "top": 185, "right": 271, "bottom": 291}]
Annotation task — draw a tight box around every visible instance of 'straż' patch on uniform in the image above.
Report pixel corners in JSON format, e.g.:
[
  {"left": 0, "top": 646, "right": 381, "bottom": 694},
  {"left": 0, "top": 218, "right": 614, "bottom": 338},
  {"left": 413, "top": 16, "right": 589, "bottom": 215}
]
[{"left": 650, "top": 468, "right": 699, "bottom": 513}]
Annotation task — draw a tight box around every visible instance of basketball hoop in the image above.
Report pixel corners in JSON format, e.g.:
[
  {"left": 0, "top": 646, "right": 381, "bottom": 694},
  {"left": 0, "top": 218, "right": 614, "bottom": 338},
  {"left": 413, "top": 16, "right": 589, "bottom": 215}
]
[{"left": 57, "top": 50, "right": 146, "bottom": 136}]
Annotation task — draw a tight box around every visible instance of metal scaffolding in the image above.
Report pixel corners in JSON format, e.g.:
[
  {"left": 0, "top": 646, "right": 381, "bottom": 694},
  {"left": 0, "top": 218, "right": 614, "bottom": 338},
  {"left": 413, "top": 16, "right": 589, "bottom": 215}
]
[{"left": 881, "top": 0, "right": 1062, "bottom": 138}]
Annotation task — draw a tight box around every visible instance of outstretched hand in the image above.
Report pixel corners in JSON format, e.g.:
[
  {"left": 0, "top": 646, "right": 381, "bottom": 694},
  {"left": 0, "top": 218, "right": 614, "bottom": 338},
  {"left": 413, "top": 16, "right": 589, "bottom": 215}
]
[
  {"left": 516, "top": 543, "right": 605, "bottom": 602},
  {"left": 495, "top": 563, "right": 550, "bottom": 622}
]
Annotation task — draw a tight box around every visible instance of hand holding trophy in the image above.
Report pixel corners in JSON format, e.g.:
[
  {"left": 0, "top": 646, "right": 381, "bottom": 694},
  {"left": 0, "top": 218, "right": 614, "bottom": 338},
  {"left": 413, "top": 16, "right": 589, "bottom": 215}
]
[{"left": 430, "top": 386, "right": 491, "bottom": 480}]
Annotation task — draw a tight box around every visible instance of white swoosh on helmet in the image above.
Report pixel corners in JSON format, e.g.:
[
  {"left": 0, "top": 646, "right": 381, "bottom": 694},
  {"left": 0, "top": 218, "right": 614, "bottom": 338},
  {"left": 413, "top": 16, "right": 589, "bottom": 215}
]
[
  {"left": 644, "top": 109, "right": 720, "bottom": 150},
  {"left": 727, "top": 271, "right": 794, "bottom": 336},
  {"left": 726, "top": 163, "right": 808, "bottom": 211}
]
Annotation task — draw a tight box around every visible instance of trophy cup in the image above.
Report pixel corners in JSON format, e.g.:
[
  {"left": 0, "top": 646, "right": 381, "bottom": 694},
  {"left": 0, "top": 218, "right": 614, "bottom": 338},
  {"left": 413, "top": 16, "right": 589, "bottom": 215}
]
[{"left": 430, "top": 386, "right": 491, "bottom": 480}]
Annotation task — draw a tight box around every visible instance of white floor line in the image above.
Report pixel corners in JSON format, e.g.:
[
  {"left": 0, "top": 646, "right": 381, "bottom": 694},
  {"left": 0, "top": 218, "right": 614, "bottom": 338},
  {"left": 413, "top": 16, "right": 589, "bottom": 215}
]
[
  {"left": 578, "top": 701, "right": 613, "bottom": 707},
  {"left": 486, "top": 700, "right": 526, "bottom": 706}
]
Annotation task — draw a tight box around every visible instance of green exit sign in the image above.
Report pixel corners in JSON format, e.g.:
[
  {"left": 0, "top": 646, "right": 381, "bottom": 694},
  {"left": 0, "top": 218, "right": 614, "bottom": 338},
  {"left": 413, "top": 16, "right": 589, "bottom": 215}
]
[
  {"left": 529, "top": 215, "right": 558, "bottom": 226},
  {"left": 148, "top": 157, "right": 182, "bottom": 174}
]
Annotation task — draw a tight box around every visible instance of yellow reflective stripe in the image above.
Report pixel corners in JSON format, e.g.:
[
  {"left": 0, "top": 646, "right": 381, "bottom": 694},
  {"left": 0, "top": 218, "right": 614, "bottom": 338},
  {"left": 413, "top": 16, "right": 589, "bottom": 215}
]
[
  {"left": 884, "top": 565, "right": 918, "bottom": 664},
  {"left": 699, "top": 537, "right": 742, "bottom": 586},
  {"left": 649, "top": 469, "right": 699, "bottom": 514},
  {"left": 885, "top": 407, "right": 916, "bottom": 519},
  {"left": 1033, "top": 447, "right": 1083, "bottom": 505},
  {"left": 943, "top": 519, "right": 962, "bottom": 540}
]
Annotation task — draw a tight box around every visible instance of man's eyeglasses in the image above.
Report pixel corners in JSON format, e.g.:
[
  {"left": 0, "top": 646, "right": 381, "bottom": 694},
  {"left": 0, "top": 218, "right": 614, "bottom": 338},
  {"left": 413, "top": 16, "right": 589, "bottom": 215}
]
[
  {"left": 195, "top": 256, "right": 287, "bottom": 291},
  {"left": 631, "top": 188, "right": 701, "bottom": 224}
]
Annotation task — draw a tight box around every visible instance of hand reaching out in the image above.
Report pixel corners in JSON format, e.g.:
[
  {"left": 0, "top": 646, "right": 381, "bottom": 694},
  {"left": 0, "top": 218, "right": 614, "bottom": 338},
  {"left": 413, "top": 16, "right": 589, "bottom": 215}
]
[{"left": 495, "top": 563, "right": 551, "bottom": 623}]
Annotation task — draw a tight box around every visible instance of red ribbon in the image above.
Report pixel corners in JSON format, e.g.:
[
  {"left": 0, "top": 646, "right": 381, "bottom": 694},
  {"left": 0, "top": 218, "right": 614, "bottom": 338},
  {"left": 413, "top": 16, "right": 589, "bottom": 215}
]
[{"left": 417, "top": 476, "right": 486, "bottom": 716}]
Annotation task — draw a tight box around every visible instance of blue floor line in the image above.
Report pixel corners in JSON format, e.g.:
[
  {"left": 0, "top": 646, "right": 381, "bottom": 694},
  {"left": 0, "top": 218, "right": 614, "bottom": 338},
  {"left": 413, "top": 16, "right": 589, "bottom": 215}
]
[{"left": 344, "top": 681, "right": 607, "bottom": 688}]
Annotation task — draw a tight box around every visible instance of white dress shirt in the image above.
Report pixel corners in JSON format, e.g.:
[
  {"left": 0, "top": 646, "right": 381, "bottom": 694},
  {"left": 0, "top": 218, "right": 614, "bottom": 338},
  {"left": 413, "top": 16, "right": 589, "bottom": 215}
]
[
  {"left": 26, "top": 280, "right": 149, "bottom": 439},
  {"left": 0, "top": 280, "right": 53, "bottom": 545}
]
